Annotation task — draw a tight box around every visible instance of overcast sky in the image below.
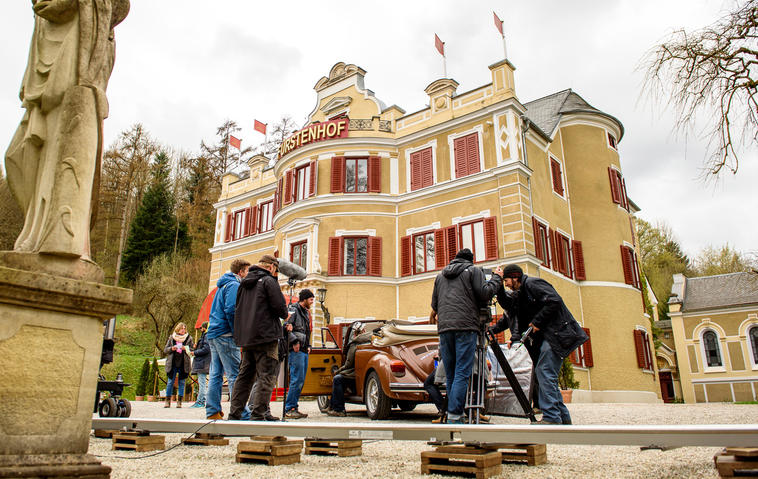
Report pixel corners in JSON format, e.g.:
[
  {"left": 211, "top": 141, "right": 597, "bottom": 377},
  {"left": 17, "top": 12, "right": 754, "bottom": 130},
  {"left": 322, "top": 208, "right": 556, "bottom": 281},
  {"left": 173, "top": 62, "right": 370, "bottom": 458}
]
[{"left": 1, "top": 1, "right": 755, "bottom": 258}]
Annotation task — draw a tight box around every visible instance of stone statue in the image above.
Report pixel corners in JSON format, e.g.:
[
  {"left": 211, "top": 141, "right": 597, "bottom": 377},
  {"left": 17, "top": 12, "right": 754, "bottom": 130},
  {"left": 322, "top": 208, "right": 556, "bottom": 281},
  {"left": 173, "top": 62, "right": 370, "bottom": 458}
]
[{"left": 4, "top": 0, "right": 129, "bottom": 262}]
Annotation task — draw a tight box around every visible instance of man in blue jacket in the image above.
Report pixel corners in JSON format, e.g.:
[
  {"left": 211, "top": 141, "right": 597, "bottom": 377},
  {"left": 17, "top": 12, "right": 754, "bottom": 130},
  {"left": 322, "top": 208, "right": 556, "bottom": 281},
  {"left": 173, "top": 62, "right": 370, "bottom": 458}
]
[{"left": 205, "top": 259, "right": 250, "bottom": 420}]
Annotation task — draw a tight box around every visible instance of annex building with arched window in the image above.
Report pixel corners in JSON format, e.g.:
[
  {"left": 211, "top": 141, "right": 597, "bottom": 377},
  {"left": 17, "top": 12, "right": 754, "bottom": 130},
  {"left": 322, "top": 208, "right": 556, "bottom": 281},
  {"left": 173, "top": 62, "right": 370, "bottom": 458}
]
[{"left": 668, "top": 272, "right": 758, "bottom": 402}]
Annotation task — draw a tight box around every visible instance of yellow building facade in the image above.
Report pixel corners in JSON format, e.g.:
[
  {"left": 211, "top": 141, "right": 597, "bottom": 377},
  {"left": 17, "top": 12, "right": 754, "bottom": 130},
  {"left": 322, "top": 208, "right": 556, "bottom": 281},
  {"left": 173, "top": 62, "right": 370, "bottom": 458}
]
[
  {"left": 209, "top": 59, "right": 660, "bottom": 402},
  {"left": 668, "top": 272, "right": 758, "bottom": 403}
]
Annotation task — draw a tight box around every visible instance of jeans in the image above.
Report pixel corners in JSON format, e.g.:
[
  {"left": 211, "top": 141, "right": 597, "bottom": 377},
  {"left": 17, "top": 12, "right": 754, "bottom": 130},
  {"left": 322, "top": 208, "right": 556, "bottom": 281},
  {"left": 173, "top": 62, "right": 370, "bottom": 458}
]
[
  {"left": 230, "top": 342, "right": 278, "bottom": 420},
  {"left": 535, "top": 339, "right": 571, "bottom": 424},
  {"left": 423, "top": 370, "right": 445, "bottom": 413},
  {"left": 329, "top": 374, "right": 354, "bottom": 412},
  {"left": 438, "top": 331, "right": 477, "bottom": 420},
  {"left": 165, "top": 366, "right": 185, "bottom": 398},
  {"left": 284, "top": 351, "right": 308, "bottom": 411},
  {"left": 206, "top": 336, "right": 241, "bottom": 417},
  {"left": 195, "top": 373, "right": 207, "bottom": 405}
]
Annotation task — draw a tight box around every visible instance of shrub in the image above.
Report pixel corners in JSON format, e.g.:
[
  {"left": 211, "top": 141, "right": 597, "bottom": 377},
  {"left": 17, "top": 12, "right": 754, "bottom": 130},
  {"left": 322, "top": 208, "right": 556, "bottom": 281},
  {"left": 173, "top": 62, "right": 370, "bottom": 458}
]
[
  {"left": 135, "top": 359, "right": 149, "bottom": 396},
  {"left": 558, "top": 357, "right": 580, "bottom": 390}
]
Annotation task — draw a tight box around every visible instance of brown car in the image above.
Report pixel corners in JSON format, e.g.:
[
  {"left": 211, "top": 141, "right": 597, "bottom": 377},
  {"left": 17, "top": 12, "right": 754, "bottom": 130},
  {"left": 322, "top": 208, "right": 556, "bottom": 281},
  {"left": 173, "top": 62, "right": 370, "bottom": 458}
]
[{"left": 301, "top": 321, "right": 439, "bottom": 419}]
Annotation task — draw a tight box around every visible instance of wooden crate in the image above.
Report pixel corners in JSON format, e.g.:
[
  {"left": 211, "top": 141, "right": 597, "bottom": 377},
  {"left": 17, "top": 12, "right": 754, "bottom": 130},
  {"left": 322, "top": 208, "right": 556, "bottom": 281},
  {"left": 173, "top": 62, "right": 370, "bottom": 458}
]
[
  {"left": 112, "top": 432, "right": 165, "bottom": 452},
  {"left": 480, "top": 443, "right": 547, "bottom": 466},
  {"left": 421, "top": 445, "right": 502, "bottom": 479},
  {"left": 93, "top": 429, "right": 119, "bottom": 439},
  {"left": 182, "top": 433, "right": 229, "bottom": 446},
  {"left": 305, "top": 438, "right": 362, "bottom": 457},
  {"left": 236, "top": 436, "right": 303, "bottom": 466},
  {"left": 715, "top": 448, "right": 758, "bottom": 478}
]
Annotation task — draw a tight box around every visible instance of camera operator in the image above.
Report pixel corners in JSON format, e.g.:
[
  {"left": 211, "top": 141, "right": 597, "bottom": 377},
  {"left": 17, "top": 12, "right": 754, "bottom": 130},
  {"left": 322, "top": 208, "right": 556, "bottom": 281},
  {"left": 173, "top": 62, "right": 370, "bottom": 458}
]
[
  {"left": 229, "top": 255, "right": 288, "bottom": 421},
  {"left": 430, "top": 248, "right": 503, "bottom": 424},
  {"left": 493, "top": 264, "right": 587, "bottom": 425}
]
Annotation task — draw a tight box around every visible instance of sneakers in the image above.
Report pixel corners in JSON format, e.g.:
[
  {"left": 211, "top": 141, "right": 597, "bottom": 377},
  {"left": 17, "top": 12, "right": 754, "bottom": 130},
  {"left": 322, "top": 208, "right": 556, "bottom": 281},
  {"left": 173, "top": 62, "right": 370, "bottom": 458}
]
[
  {"left": 189, "top": 402, "right": 205, "bottom": 408},
  {"left": 285, "top": 409, "right": 308, "bottom": 419},
  {"left": 327, "top": 409, "right": 347, "bottom": 417},
  {"left": 251, "top": 414, "right": 280, "bottom": 421},
  {"left": 207, "top": 412, "right": 224, "bottom": 420}
]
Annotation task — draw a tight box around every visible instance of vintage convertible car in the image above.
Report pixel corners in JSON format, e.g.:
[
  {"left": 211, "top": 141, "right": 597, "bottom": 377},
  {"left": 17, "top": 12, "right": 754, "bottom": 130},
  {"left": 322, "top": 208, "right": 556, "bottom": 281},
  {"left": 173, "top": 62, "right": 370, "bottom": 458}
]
[{"left": 301, "top": 320, "right": 438, "bottom": 419}]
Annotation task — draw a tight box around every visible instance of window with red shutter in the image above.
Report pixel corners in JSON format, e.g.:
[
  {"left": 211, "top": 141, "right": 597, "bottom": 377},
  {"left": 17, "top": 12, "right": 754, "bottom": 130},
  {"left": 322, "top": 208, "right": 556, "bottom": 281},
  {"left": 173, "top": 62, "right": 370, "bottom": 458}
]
[
  {"left": 283, "top": 169, "right": 294, "bottom": 205},
  {"left": 368, "top": 156, "right": 381, "bottom": 193},
  {"left": 400, "top": 235, "right": 412, "bottom": 276},
  {"left": 224, "top": 213, "right": 233, "bottom": 243},
  {"left": 444, "top": 225, "right": 458, "bottom": 264},
  {"left": 453, "top": 133, "right": 481, "bottom": 179},
  {"left": 344, "top": 158, "right": 369, "bottom": 193},
  {"left": 633, "top": 329, "right": 653, "bottom": 370},
  {"left": 608, "top": 167, "right": 622, "bottom": 205},
  {"left": 572, "top": 240, "right": 586, "bottom": 280},
  {"left": 465, "top": 133, "right": 480, "bottom": 175},
  {"left": 434, "top": 229, "right": 446, "bottom": 269},
  {"left": 620, "top": 177, "right": 629, "bottom": 210},
  {"left": 410, "top": 151, "right": 420, "bottom": 191},
  {"left": 607, "top": 132, "right": 617, "bottom": 150},
  {"left": 343, "top": 236, "right": 369, "bottom": 275},
  {"left": 582, "top": 327, "right": 593, "bottom": 367},
  {"left": 290, "top": 240, "right": 308, "bottom": 271},
  {"left": 554, "top": 232, "right": 572, "bottom": 278},
  {"left": 547, "top": 228, "right": 557, "bottom": 270},
  {"left": 453, "top": 136, "right": 467, "bottom": 178},
  {"left": 231, "top": 209, "right": 246, "bottom": 240},
  {"left": 620, "top": 245, "right": 641, "bottom": 289},
  {"left": 532, "top": 218, "right": 549, "bottom": 267},
  {"left": 330, "top": 156, "right": 345, "bottom": 193},
  {"left": 309, "top": 160, "right": 318, "bottom": 197},
  {"left": 550, "top": 157, "right": 564, "bottom": 196},
  {"left": 459, "top": 219, "right": 487, "bottom": 262},
  {"left": 258, "top": 201, "right": 273, "bottom": 232},
  {"left": 412, "top": 231, "right": 436, "bottom": 274},
  {"left": 242, "top": 207, "right": 252, "bottom": 237},
  {"left": 328, "top": 237, "right": 343, "bottom": 276},
  {"left": 483, "top": 216, "right": 498, "bottom": 260},
  {"left": 410, "top": 147, "right": 434, "bottom": 191},
  {"left": 368, "top": 236, "right": 382, "bottom": 276}
]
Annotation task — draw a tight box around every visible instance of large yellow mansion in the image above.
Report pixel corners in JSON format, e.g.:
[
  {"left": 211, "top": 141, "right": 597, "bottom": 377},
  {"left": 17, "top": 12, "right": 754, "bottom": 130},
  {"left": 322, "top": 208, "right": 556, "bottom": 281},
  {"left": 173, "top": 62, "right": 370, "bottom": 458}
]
[{"left": 208, "top": 59, "right": 661, "bottom": 402}]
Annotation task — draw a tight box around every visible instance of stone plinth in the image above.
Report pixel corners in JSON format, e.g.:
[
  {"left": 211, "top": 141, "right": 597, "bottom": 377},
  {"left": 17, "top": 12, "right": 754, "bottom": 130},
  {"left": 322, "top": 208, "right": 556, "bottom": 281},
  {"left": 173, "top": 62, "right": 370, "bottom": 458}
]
[{"left": 0, "top": 264, "right": 131, "bottom": 472}]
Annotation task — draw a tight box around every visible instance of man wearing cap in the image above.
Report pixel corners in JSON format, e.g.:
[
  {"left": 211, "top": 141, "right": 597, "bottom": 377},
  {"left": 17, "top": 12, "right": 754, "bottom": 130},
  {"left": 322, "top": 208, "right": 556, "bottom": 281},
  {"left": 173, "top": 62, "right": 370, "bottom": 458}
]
[
  {"left": 430, "top": 248, "right": 503, "bottom": 424},
  {"left": 282, "top": 289, "right": 315, "bottom": 419},
  {"left": 494, "top": 264, "right": 588, "bottom": 425},
  {"left": 229, "top": 255, "right": 288, "bottom": 421}
]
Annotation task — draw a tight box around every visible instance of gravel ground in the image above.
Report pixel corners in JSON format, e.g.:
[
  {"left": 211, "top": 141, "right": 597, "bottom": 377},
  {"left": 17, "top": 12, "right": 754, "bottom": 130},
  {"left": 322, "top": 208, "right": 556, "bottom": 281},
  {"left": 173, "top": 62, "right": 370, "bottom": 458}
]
[{"left": 90, "top": 399, "right": 758, "bottom": 478}]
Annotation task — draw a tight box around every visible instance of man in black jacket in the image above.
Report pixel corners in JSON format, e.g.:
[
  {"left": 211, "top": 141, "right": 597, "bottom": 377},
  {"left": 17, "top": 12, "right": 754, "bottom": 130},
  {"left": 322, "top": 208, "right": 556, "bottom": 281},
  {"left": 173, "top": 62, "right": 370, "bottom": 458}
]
[
  {"left": 430, "top": 248, "right": 503, "bottom": 424},
  {"left": 283, "top": 289, "right": 314, "bottom": 419},
  {"left": 493, "top": 264, "right": 587, "bottom": 425},
  {"left": 229, "top": 255, "right": 288, "bottom": 421}
]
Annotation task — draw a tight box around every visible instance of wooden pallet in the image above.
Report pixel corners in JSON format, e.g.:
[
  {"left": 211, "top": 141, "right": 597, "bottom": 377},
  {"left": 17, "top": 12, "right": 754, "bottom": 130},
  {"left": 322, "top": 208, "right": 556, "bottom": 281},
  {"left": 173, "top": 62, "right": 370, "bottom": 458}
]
[
  {"left": 236, "top": 436, "right": 303, "bottom": 466},
  {"left": 93, "top": 429, "right": 120, "bottom": 439},
  {"left": 304, "top": 438, "right": 362, "bottom": 457},
  {"left": 479, "top": 442, "right": 547, "bottom": 466},
  {"left": 421, "top": 445, "right": 502, "bottom": 479},
  {"left": 715, "top": 448, "right": 758, "bottom": 478},
  {"left": 182, "top": 433, "right": 229, "bottom": 446},
  {"left": 112, "top": 432, "right": 165, "bottom": 452}
]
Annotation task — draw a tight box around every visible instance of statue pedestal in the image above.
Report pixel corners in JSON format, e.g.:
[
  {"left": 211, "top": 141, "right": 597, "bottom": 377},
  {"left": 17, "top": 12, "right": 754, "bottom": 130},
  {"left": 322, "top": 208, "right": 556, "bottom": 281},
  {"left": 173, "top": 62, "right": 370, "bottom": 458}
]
[{"left": 0, "top": 264, "right": 132, "bottom": 477}]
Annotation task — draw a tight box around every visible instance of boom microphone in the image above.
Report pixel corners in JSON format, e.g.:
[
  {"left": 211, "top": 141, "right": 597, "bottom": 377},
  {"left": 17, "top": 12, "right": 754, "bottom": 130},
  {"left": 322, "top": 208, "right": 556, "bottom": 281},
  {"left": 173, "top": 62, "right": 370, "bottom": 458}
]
[{"left": 277, "top": 258, "right": 307, "bottom": 281}]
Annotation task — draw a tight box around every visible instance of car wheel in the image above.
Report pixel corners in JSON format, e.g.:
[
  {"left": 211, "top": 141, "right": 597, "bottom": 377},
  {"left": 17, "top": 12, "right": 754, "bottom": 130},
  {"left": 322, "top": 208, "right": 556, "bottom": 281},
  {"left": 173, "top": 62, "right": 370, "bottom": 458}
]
[
  {"left": 98, "top": 397, "right": 117, "bottom": 417},
  {"left": 397, "top": 400, "right": 417, "bottom": 412},
  {"left": 117, "top": 398, "right": 131, "bottom": 417},
  {"left": 317, "top": 395, "right": 331, "bottom": 413},
  {"left": 364, "top": 371, "right": 391, "bottom": 420}
]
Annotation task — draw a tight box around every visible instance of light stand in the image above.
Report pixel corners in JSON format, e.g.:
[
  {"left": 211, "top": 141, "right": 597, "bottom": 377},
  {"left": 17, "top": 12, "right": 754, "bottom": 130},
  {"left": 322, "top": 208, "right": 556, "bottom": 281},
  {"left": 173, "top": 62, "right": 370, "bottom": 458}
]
[{"left": 317, "top": 288, "right": 330, "bottom": 325}]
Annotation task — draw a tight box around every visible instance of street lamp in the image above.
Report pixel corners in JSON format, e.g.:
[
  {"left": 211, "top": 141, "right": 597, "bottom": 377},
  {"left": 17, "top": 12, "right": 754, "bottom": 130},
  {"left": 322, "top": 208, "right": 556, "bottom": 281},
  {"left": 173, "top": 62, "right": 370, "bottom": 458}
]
[{"left": 317, "top": 288, "right": 330, "bottom": 325}]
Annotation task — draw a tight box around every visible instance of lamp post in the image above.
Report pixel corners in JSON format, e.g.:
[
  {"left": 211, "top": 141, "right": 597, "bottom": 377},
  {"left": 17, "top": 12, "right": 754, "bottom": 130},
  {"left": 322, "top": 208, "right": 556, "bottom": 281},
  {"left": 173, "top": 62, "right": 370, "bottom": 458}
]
[{"left": 317, "top": 288, "right": 330, "bottom": 325}]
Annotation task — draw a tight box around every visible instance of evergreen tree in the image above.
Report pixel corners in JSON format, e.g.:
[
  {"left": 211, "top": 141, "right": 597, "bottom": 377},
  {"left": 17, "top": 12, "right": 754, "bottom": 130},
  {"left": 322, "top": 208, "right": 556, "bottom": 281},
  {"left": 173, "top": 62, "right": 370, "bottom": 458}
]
[
  {"left": 135, "top": 358, "right": 149, "bottom": 397},
  {"left": 119, "top": 152, "right": 189, "bottom": 284}
]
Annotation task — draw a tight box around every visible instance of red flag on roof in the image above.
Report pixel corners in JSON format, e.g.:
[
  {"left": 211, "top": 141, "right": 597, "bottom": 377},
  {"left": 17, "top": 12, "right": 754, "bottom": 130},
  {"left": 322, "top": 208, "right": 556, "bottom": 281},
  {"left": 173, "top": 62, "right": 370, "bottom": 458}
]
[
  {"left": 229, "top": 135, "right": 241, "bottom": 149},
  {"left": 434, "top": 33, "right": 445, "bottom": 56},
  {"left": 254, "top": 120, "right": 267, "bottom": 135},
  {"left": 493, "top": 11, "right": 504, "bottom": 36}
]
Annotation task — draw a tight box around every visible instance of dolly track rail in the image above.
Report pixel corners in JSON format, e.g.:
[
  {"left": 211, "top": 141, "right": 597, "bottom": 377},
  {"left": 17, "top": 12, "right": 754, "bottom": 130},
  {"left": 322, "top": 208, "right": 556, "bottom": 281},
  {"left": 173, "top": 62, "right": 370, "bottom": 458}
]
[{"left": 92, "top": 418, "right": 758, "bottom": 447}]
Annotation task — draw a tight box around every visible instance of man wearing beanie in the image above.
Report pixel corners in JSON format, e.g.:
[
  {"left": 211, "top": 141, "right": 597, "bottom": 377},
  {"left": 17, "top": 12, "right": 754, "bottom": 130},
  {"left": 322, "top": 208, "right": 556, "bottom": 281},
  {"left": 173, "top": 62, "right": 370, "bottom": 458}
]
[
  {"left": 283, "top": 289, "right": 315, "bottom": 419},
  {"left": 493, "top": 264, "right": 588, "bottom": 425},
  {"left": 229, "top": 255, "right": 288, "bottom": 421},
  {"left": 430, "top": 248, "right": 503, "bottom": 424}
]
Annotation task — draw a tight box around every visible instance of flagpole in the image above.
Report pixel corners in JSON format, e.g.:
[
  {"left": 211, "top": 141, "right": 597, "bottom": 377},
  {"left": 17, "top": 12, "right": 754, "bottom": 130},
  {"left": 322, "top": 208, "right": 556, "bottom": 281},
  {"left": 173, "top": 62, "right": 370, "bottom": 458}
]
[
  {"left": 443, "top": 54, "right": 447, "bottom": 78},
  {"left": 502, "top": 34, "right": 507, "bottom": 60}
]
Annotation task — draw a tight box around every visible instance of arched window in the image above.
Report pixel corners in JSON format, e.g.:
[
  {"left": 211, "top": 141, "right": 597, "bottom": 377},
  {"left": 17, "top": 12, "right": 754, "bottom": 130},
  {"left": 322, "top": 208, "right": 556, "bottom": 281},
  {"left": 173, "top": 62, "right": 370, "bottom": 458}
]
[
  {"left": 749, "top": 326, "right": 758, "bottom": 365},
  {"left": 703, "top": 330, "right": 722, "bottom": 368}
]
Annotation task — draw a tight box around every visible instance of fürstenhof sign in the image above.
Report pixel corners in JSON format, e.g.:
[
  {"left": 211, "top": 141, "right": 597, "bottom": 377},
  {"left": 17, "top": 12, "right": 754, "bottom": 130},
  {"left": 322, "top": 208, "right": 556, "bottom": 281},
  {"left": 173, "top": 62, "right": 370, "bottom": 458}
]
[{"left": 279, "top": 118, "right": 349, "bottom": 157}]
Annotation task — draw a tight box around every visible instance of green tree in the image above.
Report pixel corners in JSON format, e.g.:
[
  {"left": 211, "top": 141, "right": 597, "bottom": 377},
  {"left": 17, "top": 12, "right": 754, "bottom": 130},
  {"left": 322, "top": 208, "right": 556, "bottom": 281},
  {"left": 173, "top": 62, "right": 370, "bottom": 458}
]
[
  {"left": 558, "top": 357, "right": 580, "bottom": 390},
  {"left": 119, "top": 152, "right": 189, "bottom": 284},
  {"left": 148, "top": 357, "right": 159, "bottom": 397},
  {"left": 637, "top": 219, "right": 691, "bottom": 319},
  {"left": 0, "top": 175, "right": 24, "bottom": 250},
  {"left": 692, "top": 244, "right": 757, "bottom": 276},
  {"left": 135, "top": 358, "right": 149, "bottom": 397}
]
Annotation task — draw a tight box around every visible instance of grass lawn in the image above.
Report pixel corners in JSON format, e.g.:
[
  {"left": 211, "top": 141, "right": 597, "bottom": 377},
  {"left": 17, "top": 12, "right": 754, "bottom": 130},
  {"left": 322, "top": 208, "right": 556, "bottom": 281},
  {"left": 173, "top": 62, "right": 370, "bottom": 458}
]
[{"left": 100, "top": 315, "right": 160, "bottom": 400}]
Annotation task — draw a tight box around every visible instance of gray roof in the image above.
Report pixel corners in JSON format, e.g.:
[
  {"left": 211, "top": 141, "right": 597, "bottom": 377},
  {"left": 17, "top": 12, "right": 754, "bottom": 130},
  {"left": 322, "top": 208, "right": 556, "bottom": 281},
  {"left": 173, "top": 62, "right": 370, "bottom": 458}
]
[
  {"left": 655, "top": 319, "right": 672, "bottom": 330},
  {"left": 682, "top": 272, "right": 758, "bottom": 312},
  {"left": 523, "top": 89, "right": 624, "bottom": 140}
]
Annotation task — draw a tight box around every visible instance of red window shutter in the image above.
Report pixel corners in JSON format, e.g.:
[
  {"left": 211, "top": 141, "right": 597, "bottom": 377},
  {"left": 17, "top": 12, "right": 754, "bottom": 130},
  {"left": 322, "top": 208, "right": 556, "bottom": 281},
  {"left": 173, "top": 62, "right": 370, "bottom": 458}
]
[
  {"left": 331, "top": 156, "right": 345, "bottom": 193},
  {"left": 309, "top": 160, "right": 318, "bottom": 197},
  {"left": 629, "top": 217, "right": 636, "bottom": 246},
  {"left": 453, "top": 136, "right": 467, "bottom": 178},
  {"left": 328, "top": 237, "right": 343, "bottom": 276},
  {"left": 620, "top": 245, "right": 633, "bottom": 285},
  {"left": 401, "top": 235, "right": 413, "bottom": 276},
  {"left": 608, "top": 167, "right": 621, "bottom": 204},
  {"left": 483, "top": 216, "right": 498, "bottom": 260},
  {"left": 444, "top": 225, "right": 458, "bottom": 264},
  {"left": 242, "top": 207, "right": 252, "bottom": 237},
  {"left": 274, "top": 177, "right": 283, "bottom": 214},
  {"left": 633, "top": 329, "right": 646, "bottom": 368},
  {"left": 283, "top": 169, "right": 294, "bottom": 205},
  {"left": 582, "top": 327, "right": 593, "bottom": 367},
  {"left": 368, "top": 236, "right": 382, "bottom": 276},
  {"left": 248, "top": 205, "right": 258, "bottom": 235},
  {"left": 547, "top": 228, "right": 557, "bottom": 270},
  {"left": 465, "top": 133, "right": 480, "bottom": 174},
  {"left": 368, "top": 156, "right": 382, "bottom": 193},
  {"left": 620, "top": 177, "right": 629, "bottom": 210},
  {"left": 532, "top": 217, "right": 541, "bottom": 263},
  {"left": 569, "top": 350, "right": 580, "bottom": 366},
  {"left": 434, "top": 229, "right": 446, "bottom": 269},
  {"left": 410, "top": 151, "right": 421, "bottom": 191},
  {"left": 551, "top": 159, "right": 564, "bottom": 196},
  {"left": 421, "top": 147, "right": 433, "bottom": 187},
  {"left": 224, "top": 214, "right": 233, "bottom": 243},
  {"left": 572, "top": 240, "right": 586, "bottom": 280}
]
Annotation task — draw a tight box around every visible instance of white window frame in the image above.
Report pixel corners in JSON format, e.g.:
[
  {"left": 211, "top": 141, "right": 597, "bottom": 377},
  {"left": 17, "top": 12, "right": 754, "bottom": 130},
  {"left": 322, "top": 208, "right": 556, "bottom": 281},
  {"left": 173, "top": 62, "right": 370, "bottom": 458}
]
[
  {"left": 257, "top": 198, "right": 274, "bottom": 233},
  {"left": 447, "top": 125, "right": 485, "bottom": 180},
  {"left": 285, "top": 231, "right": 310, "bottom": 274},
  {"left": 635, "top": 326, "right": 655, "bottom": 373},
  {"left": 700, "top": 328, "right": 726, "bottom": 373},
  {"left": 294, "top": 162, "right": 311, "bottom": 202},
  {"left": 405, "top": 139, "right": 438, "bottom": 192},
  {"left": 229, "top": 203, "right": 251, "bottom": 241},
  {"left": 606, "top": 130, "right": 618, "bottom": 151}
]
